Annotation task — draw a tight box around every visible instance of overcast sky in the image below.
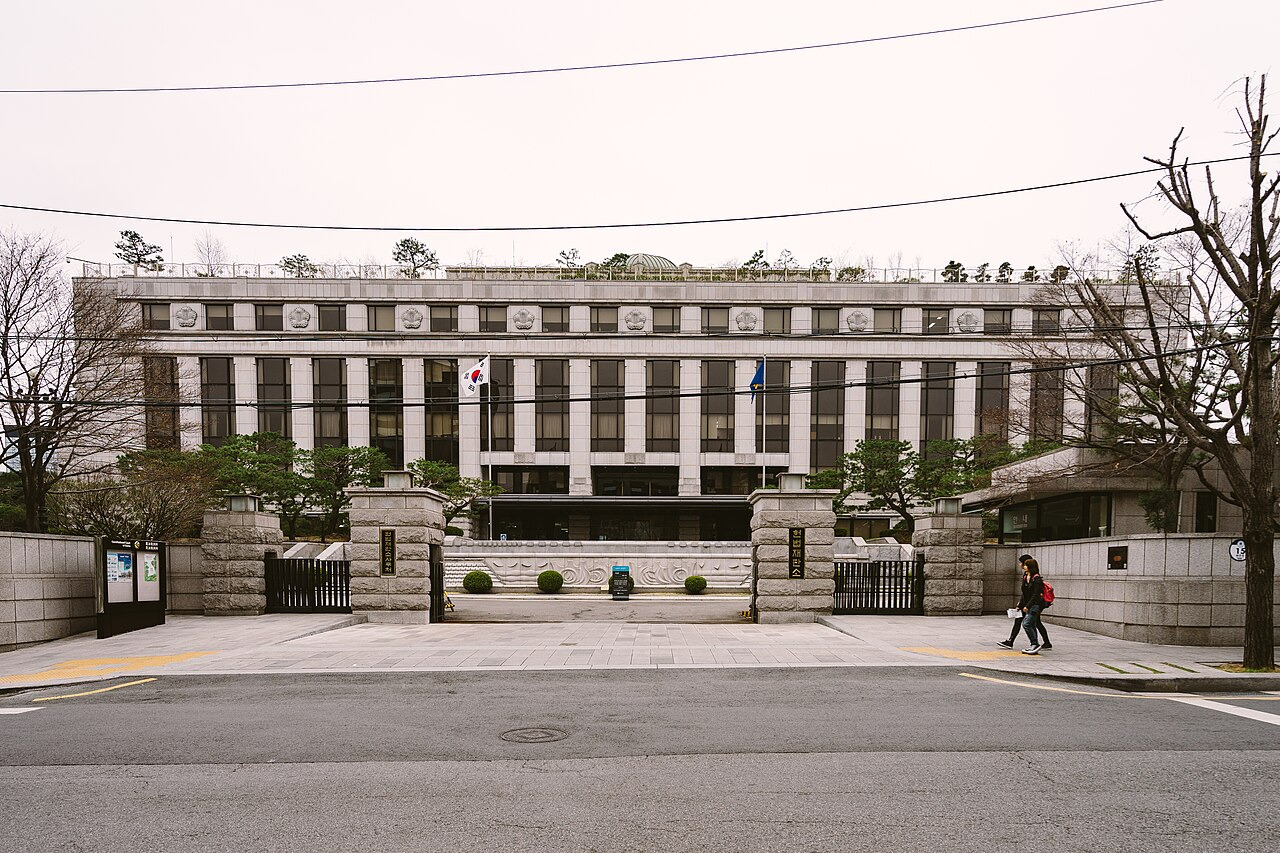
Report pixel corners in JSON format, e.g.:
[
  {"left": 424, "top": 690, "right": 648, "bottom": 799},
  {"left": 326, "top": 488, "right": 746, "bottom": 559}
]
[{"left": 1, "top": 0, "right": 1276, "bottom": 273}]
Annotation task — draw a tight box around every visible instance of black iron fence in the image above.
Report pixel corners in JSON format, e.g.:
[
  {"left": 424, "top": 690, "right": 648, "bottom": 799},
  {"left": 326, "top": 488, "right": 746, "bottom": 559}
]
[
  {"left": 265, "top": 557, "right": 352, "bottom": 614},
  {"left": 832, "top": 558, "right": 923, "bottom": 615}
]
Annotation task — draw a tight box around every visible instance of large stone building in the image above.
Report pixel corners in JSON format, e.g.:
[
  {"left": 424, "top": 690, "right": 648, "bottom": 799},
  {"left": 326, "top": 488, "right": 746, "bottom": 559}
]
[{"left": 92, "top": 255, "right": 1095, "bottom": 541}]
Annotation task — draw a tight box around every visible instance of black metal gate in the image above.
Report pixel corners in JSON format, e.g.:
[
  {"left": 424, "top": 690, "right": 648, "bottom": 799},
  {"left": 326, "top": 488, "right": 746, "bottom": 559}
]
[
  {"left": 832, "top": 557, "right": 923, "bottom": 615},
  {"left": 265, "top": 557, "right": 352, "bottom": 614},
  {"left": 429, "top": 544, "right": 445, "bottom": 623}
]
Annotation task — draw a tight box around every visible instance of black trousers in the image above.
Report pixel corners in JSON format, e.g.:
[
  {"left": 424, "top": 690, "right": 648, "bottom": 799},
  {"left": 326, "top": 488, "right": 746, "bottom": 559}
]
[{"left": 1009, "top": 614, "right": 1050, "bottom": 644}]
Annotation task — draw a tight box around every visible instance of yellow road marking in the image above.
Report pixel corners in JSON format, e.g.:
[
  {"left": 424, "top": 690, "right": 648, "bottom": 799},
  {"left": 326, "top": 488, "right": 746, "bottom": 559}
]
[
  {"left": 903, "top": 646, "right": 1024, "bottom": 661},
  {"left": 31, "top": 678, "right": 156, "bottom": 702},
  {"left": 0, "top": 651, "right": 217, "bottom": 685}
]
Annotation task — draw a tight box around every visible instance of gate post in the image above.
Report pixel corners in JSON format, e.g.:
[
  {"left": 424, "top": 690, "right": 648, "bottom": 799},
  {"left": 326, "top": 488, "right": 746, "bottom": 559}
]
[
  {"left": 200, "top": 494, "right": 282, "bottom": 616},
  {"left": 911, "top": 497, "right": 985, "bottom": 615},
  {"left": 346, "top": 470, "right": 447, "bottom": 623},
  {"left": 748, "top": 473, "right": 838, "bottom": 624}
]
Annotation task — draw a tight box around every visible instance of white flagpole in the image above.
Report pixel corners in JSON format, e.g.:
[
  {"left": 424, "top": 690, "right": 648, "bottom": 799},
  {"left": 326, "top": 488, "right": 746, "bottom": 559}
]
[
  {"left": 760, "top": 353, "right": 767, "bottom": 490},
  {"left": 486, "top": 352, "right": 494, "bottom": 539}
]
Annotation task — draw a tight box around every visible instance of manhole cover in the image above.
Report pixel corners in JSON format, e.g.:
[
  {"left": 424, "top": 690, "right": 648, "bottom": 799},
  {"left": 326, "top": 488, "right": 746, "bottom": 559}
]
[{"left": 500, "top": 727, "right": 569, "bottom": 743}]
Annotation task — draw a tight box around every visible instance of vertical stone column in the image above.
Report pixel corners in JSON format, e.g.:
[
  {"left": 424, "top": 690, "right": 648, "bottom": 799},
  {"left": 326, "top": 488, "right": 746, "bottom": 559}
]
[
  {"left": 954, "top": 361, "right": 978, "bottom": 440},
  {"left": 899, "top": 361, "right": 922, "bottom": 448},
  {"left": 749, "top": 473, "right": 837, "bottom": 624},
  {"left": 734, "top": 359, "right": 756, "bottom": 456},
  {"left": 912, "top": 497, "right": 985, "bottom": 615},
  {"left": 787, "top": 360, "right": 812, "bottom": 472},
  {"left": 347, "top": 471, "right": 446, "bottom": 623},
  {"left": 845, "top": 360, "right": 866, "bottom": 448},
  {"left": 177, "top": 355, "right": 202, "bottom": 451},
  {"left": 290, "top": 357, "right": 314, "bottom": 450},
  {"left": 347, "top": 357, "right": 371, "bottom": 449},
  {"left": 623, "top": 358, "right": 646, "bottom": 456},
  {"left": 234, "top": 356, "right": 258, "bottom": 436},
  {"left": 200, "top": 495, "right": 282, "bottom": 616},
  {"left": 514, "top": 358, "right": 536, "bottom": 453},
  {"left": 403, "top": 358, "right": 426, "bottom": 464},
  {"left": 678, "top": 359, "right": 701, "bottom": 495}
]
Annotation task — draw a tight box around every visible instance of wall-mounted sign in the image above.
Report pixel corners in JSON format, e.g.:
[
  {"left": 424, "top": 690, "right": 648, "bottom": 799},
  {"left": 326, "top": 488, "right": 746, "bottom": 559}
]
[
  {"left": 788, "top": 527, "right": 805, "bottom": 579},
  {"left": 1107, "top": 545, "right": 1128, "bottom": 571},
  {"left": 1230, "top": 539, "right": 1247, "bottom": 562},
  {"left": 380, "top": 529, "right": 397, "bottom": 576}
]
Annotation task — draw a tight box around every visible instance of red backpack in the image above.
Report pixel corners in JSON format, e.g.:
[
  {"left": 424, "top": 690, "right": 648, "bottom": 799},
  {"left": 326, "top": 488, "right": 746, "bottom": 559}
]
[{"left": 1041, "top": 580, "right": 1055, "bottom": 607}]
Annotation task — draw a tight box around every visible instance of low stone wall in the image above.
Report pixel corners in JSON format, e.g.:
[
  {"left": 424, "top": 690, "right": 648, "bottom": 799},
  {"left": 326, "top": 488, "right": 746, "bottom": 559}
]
[
  {"left": 0, "top": 532, "right": 96, "bottom": 652},
  {"left": 983, "top": 535, "right": 1280, "bottom": 645}
]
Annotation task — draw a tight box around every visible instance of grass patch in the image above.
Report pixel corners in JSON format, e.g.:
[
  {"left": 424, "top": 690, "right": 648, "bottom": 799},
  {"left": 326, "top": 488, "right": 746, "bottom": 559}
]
[
  {"left": 1097, "top": 663, "right": 1129, "bottom": 673},
  {"left": 1215, "top": 663, "right": 1280, "bottom": 674},
  {"left": 1130, "top": 662, "right": 1163, "bottom": 674},
  {"left": 1162, "top": 662, "right": 1197, "bottom": 673}
]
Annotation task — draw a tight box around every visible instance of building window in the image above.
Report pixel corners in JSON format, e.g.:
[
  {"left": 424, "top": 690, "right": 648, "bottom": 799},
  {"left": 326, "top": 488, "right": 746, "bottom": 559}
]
[
  {"left": 200, "top": 357, "right": 235, "bottom": 447},
  {"left": 1085, "top": 364, "right": 1119, "bottom": 440},
  {"left": 866, "top": 361, "right": 900, "bottom": 440},
  {"left": 256, "top": 357, "right": 291, "bottom": 437},
  {"left": 481, "top": 358, "right": 514, "bottom": 452},
  {"left": 874, "top": 308, "right": 901, "bottom": 333},
  {"left": 652, "top": 306, "right": 680, "bottom": 333},
  {"left": 424, "top": 359, "right": 459, "bottom": 464},
  {"left": 701, "top": 466, "right": 786, "bottom": 495},
  {"left": 541, "top": 306, "right": 568, "bottom": 333},
  {"left": 1000, "top": 493, "right": 1111, "bottom": 543},
  {"left": 646, "top": 360, "right": 679, "bottom": 452},
  {"left": 491, "top": 466, "right": 569, "bottom": 494},
  {"left": 977, "top": 361, "right": 1011, "bottom": 442},
  {"left": 754, "top": 360, "right": 789, "bottom": 452},
  {"left": 812, "top": 308, "right": 840, "bottom": 335},
  {"left": 984, "top": 308, "right": 1012, "bottom": 335},
  {"left": 811, "top": 360, "right": 845, "bottom": 470},
  {"left": 535, "top": 359, "right": 569, "bottom": 451},
  {"left": 143, "top": 357, "right": 178, "bottom": 450},
  {"left": 592, "top": 467, "right": 678, "bottom": 497},
  {"left": 701, "top": 307, "right": 729, "bottom": 334},
  {"left": 763, "top": 307, "right": 791, "bottom": 335},
  {"left": 1033, "top": 308, "right": 1062, "bottom": 335},
  {"left": 591, "top": 360, "right": 624, "bottom": 452},
  {"left": 923, "top": 308, "right": 950, "bottom": 335},
  {"left": 1194, "top": 491, "right": 1218, "bottom": 533},
  {"left": 141, "top": 303, "right": 170, "bottom": 331},
  {"left": 700, "top": 360, "right": 734, "bottom": 452},
  {"left": 590, "top": 306, "right": 618, "bottom": 332},
  {"left": 313, "top": 358, "right": 347, "bottom": 448},
  {"left": 205, "top": 303, "right": 233, "bottom": 331},
  {"left": 921, "top": 361, "right": 955, "bottom": 451},
  {"left": 367, "top": 304, "right": 395, "bottom": 332},
  {"left": 317, "top": 305, "right": 346, "bottom": 332},
  {"left": 1030, "top": 365, "right": 1065, "bottom": 442},
  {"left": 369, "top": 358, "right": 404, "bottom": 467},
  {"left": 429, "top": 305, "right": 458, "bottom": 332},
  {"left": 254, "top": 304, "right": 283, "bottom": 332},
  {"left": 479, "top": 305, "right": 507, "bottom": 333}
]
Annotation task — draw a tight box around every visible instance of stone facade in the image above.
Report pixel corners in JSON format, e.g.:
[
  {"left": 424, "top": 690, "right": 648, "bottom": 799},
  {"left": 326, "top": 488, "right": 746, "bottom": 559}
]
[
  {"left": 347, "top": 476, "right": 446, "bottom": 623},
  {"left": 912, "top": 505, "right": 984, "bottom": 615},
  {"left": 0, "top": 532, "right": 96, "bottom": 652},
  {"left": 200, "top": 507, "right": 283, "bottom": 616},
  {"left": 749, "top": 475, "right": 837, "bottom": 624}
]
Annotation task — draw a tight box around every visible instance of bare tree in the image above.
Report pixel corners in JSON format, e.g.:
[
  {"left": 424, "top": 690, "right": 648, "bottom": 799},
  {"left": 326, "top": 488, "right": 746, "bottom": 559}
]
[
  {"left": 0, "top": 231, "right": 154, "bottom": 531},
  {"left": 192, "top": 231, "right": 228, "bottom": 277}
]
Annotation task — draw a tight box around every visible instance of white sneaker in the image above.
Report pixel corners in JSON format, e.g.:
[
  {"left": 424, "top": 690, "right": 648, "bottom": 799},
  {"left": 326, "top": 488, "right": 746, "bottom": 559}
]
[{"left": 1021, "top": 645, "right": 1041, "bottom": 655}]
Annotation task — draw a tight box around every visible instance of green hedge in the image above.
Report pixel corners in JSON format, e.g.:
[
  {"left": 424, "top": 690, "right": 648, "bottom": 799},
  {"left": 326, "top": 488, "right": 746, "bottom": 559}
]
[
  {"left": 684, "top": 575, "right": 707, "bottom": 594},
  {"left": 463, "top": 570, "right": 493, "bottom": 594},
  {"left": 537, "top": 570, "right": 564, "bottom": 593}
]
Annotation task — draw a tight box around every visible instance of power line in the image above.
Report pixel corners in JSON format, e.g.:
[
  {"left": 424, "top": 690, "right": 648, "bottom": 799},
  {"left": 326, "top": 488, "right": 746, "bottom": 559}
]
[
  {"left": 0, "top": 2, "right": 1165, "bottom": 95},
  {"left": 3, "top": 152, "right": 1271, "bottom": 233}
]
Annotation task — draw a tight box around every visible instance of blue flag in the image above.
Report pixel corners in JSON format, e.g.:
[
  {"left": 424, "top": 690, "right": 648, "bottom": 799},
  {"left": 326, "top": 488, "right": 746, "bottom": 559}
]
[{"left": 749, "top": 359, "right": 765, "bottom": 401}]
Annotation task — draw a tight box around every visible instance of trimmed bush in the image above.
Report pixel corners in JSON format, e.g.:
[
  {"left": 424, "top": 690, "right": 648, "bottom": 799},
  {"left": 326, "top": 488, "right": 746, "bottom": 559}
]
[
  {"left": 444, "top": 525, "right": 464, "bottom": 536},
  {"left": 462, "top": 570, "right": 493, "bottom": 594},
  {"left": 684, "top": 575, "right": 708, "bottom": 595},
  {"left": 537, "top": 569, "right": 564, "bottom": 593}
]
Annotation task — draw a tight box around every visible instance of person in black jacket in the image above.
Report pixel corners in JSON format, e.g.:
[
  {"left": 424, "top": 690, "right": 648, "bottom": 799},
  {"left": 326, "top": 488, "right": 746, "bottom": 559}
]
[
  {"left": 1018, "top": 557, "right": 1049, "bottom": 655},
  {"left": 997, "top": 554, "right": 1051, "bottom": 650}
]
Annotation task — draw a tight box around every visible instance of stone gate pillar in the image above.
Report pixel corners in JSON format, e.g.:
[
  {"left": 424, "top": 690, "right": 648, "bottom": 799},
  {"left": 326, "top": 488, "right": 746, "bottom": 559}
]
[
  {"left": 912, "top": 497, "right": 985, "bottom": 615},
  {"left": 200, "top": 495, "right": 282, "bottom": 616},
  {"left": 346, "top": 471, "right": 447, "bottom": 623},
  {"left": 749, "top": 473, "right": 838, "bottom": 623}
]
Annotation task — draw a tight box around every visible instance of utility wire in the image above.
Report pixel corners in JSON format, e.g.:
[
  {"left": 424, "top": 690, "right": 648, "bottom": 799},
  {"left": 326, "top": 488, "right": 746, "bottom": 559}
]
[
  {"left": 0, "top": 2, "right": 1165, "bottom": 95},
  {"left": 2, "top": 152, "right": 1270, "bottom": 233}
]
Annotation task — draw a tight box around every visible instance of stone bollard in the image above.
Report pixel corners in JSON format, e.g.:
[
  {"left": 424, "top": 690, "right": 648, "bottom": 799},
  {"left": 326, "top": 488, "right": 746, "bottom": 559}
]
[
  {"left": 749, "top": 473, "right": 838, "bottom": 624},
  {"left": 200, "top": 494, "right": 282, "bottom": 616},
  {"left": 912, "top": 497, "right": 985, "bottom": 615}
]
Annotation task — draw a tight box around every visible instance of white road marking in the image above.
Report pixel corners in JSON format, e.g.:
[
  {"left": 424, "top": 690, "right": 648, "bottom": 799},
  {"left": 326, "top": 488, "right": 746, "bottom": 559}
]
[
  {"left": 0, "top": 708, "right": 41, "bottom": 715},
  {"left": 1168, "top": 697, "right": 1280, "bottom": 727}
]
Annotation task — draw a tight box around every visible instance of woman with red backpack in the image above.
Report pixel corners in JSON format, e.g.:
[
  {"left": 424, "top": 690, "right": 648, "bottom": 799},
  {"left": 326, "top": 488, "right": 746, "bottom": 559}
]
[
  {"left": 1018, "top": 557, "right": 1052, "bottom": 655},
  {"left": 997, "top": 554, "right": 1052, "bottom": 651}
]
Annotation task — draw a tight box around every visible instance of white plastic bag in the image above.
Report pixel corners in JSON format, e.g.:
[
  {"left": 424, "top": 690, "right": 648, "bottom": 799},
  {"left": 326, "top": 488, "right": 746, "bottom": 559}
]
[{"left": 1007, "top": 608, "right": 1021, "bottom": 619}]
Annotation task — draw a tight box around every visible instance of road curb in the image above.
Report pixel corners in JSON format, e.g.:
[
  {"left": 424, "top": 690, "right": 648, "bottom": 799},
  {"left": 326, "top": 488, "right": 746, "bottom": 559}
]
[{"left": 984, "top": 668, "right": 1280, "bottom": 693}]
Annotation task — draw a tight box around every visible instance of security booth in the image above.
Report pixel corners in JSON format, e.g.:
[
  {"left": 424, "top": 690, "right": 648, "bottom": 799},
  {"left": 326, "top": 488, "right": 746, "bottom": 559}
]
[{"left": 96, "top": 538, "right": 167, "bottom": 639}]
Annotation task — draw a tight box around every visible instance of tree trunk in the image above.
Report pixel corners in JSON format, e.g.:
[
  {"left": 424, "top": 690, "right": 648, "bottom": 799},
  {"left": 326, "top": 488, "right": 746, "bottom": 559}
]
[{"left": 1241, "top": 508, "right": 1276, "bottom": 668}]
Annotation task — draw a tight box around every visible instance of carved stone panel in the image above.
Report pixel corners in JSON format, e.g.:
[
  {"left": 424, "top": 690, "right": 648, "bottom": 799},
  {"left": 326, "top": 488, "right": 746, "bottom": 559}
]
[
  {"left": 288, "top": 306, "right": 312, "bottom": 329},
  {"left": 734, "top": 310, "right": 759, "bottom": 331},
  {"left": 512, "top": 307, "right": 536, "bottom": 331},
  {"left": 174, "top": 306, "right": 199, "bottom": 328},
  {"left": 401, "top": 307, "right": 424, "bottom": 329},
  {"left": 846, "top": 309, "right": 870, "bottom": 332}
]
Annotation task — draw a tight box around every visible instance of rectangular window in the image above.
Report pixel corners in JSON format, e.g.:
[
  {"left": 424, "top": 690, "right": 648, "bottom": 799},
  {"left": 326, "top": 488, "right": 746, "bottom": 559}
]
[
  {"left": 367, "top": 304, "right": 395, "bottom": 332},
  {"left": 254, "top": 304, "right": 283, "bottom": 332},
  {"left": 200, "top": 357, "right": 235, "bottom": 447},
  {"left": 866, "top": 361, "right": 900, "bottom": 440},
  {"left": 479, "top": 306, "right": 507, "bottom": 333},
  {"left": 423, "top": 359, "right": 459, "bottom": 464},
  {"left": 205, "top": 303, "right": 233, "bottom": 331},
  {"left": 592, "top": 467, "right": 678, "bottom": 497},
  {"left": 1085, "top": 364, "right": 1119, "bottom": 440},
  {"left": 652, "top": 306, "right": 680, "bottom": 333},
  {"left": 701, "top": 307, "right": 729, "bottom": 334},
  {"left": 256, "top": 357, "right": 291, "bottom": 437},
  {"left": 1030, "top": 365, "right": 1065, "bottom": 442},
  {"left": 590, "top": 306, "right": 618, "bottom": 332},
  {"left": 429, "top": 305, "right": 458, "bottom": 332},
  {"left": 977, "top": 361, "right": 1011, "bottom": 442},
  {"left": 1194, "top": 491, "right": 1218, "bottom": 533},
  {"left": 142, "top": 303, "right": 170, "bottom": 331},
  {"left": 874, "top": 308, "right": 901, "bottom": 333},
  {"left": 369, "top": 358, "right": 404, "bottom": 467},
  {"left": 481, "top": 358, "right": 514, "bottom": 452},
  {"left": 701, "top": 466, "right": 786, "bottom": 495},
  {"left": 763, "top": 307, "right": 791, "bottom": 335},
  {"left": 646, "top": 360, "right": 679, "bottom": 452},
  {"left": 1033, "top": 308, "right": 1062, "bottom": 335},
  {"left": 535, "top": 359, "right": 569, "bottom": 451},
  {"left": 313, "top": 358, "right": 347, "bottom": 448},
  {"left": 541, "top": 306, "right": 569, "bottom": 333},
  {"left": 491, "top": 466, "right": 569, "bottom": 494},
  {"left": 700, "top": 360, "right": 734, "bottom": 452},
  {"left": 754, "top": 360, "right": 789, "bottom": 452},
  {"left": 921, "top": 361, "right": 956, "bottom": 451},
  {"left": 590, "top": 360, "right": 624, "bottom": 452},
  {"left": 143, "top": 357, "right": 178, "bottom": 450},
  {"left": 923, "top": 308, "right": 950, "bottom": 335},
  {"left": 812, "top": 308, "right": 840, "bottom": 335},
  {"left": 810, "top": 360, "right": 845, "bottom": 471},
  {"left": 317, "top": 305, "right": 346, "bottom": 332},
  {"left": 984, "top": 308, "right": 1012, "bottom": 335}
]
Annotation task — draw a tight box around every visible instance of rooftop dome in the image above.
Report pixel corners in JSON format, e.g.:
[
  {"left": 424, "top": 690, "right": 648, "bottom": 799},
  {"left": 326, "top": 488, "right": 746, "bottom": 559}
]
[{"left": 625, "top": 253, "right": 678, "bottom": 272}]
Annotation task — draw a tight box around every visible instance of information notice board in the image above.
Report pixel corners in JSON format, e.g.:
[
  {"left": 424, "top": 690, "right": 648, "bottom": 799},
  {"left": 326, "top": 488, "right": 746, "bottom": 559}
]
[{"left": 98, "top": 538, "right": 166, "bottom": 639}]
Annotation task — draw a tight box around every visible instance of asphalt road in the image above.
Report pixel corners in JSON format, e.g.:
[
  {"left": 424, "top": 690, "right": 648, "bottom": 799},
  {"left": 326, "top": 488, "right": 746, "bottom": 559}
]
[{"left": 2, "top": 668, "right": 1278, "bottom": 852}]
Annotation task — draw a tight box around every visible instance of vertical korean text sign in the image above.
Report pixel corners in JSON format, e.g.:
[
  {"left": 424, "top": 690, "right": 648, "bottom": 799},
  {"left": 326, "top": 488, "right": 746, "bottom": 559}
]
[{"left": 380, "top": 529, "right": 397, "bottom": 576}]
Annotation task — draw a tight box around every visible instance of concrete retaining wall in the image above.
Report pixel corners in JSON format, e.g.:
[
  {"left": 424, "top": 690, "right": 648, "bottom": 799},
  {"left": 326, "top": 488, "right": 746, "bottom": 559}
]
[{"left": 0, "top": 532, "right": 97, "bottom": 652}]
